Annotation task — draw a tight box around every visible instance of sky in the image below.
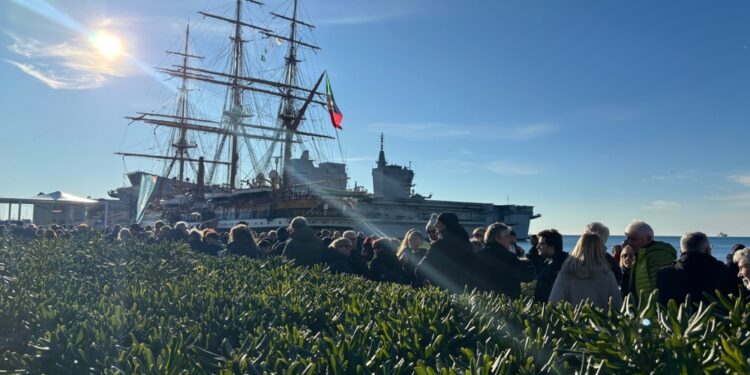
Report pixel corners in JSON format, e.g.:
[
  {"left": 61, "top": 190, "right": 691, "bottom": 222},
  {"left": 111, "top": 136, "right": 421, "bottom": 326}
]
[{"left": 0, "top": 0, "right": 749, "bottom": 236}]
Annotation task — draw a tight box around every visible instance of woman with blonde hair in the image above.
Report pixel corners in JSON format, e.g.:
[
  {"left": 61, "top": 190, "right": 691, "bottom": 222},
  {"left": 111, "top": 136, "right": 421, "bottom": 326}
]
[
  {"left": 548, "top": 233, "right": 622, "bottom": 310},
  {"left": 397, "top": 229, "right": 428, "bottom": 286}
]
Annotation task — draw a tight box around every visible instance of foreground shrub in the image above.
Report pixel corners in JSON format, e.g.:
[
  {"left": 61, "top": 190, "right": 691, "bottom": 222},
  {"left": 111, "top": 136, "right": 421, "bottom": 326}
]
[{"left": 0, "top": 235, "right": 749, "bottom": 374}]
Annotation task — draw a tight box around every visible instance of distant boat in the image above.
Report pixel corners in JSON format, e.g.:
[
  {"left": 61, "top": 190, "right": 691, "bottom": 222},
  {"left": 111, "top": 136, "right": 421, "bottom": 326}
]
[{"left": 718, "top": 232, "right": 728, "bottom": 238}]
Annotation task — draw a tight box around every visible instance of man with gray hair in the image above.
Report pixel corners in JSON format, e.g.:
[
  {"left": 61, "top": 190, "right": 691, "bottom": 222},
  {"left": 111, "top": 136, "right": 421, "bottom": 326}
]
[
  {"left": 625, "top": 220, "right": 676, "bottom": 297},
  {"left": 656, "top": 231, "right": 732, "bottom": 305},
  {"left": 584, "top": 222, "right": 623, "bottom": 284},
  {"left": 733, "top": 248, "right": 750, "bottom": 292}
]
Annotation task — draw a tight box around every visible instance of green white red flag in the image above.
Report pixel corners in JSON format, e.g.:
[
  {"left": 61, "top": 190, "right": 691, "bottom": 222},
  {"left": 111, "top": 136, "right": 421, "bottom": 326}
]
[{"left": 325, "top": 74, "right": 343, "bottom": 130}]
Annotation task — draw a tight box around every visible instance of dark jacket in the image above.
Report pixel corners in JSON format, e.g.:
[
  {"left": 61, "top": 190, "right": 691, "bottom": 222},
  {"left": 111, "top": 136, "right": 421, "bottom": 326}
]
[
  {"left": 475, "top": 242, "right": 536, "bottom": 298},
  {"left": 369, "top": 251, "right": 404, "bottom": 284},
  {"left": 225, "top": 240, "right": 259, "bottom": 258},
  {"left": 527, "top": 245, "right": 545, "bottom": 275},
  {"left": 399, "top": 247, "right": 428, "bottom": 286},
  {"left": 620, "top": 267, "right": 632, "bottom": 297},
  {"left": 322, "top": 248, "right": 355, "bottom": 274},
  {"left": 606, "top": 253, "right": 623, "bottom": 284},
  {"left": 282, "top": 226, "right": 323, "bottom": 266},
  {"left": 534, "top": 251, "right": 569, "bottom": 302},
  {"left": 656, "top": 252, "right": 732, "bottom": 306},
  {"left": 415, "top": 231, "right": 477, "bottom": 293}
]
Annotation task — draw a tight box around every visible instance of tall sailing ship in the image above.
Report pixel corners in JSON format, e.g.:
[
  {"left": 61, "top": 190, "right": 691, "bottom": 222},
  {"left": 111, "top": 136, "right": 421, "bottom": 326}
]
[{"left": 109, "top": 0, "right": 540, "bottom": 238}]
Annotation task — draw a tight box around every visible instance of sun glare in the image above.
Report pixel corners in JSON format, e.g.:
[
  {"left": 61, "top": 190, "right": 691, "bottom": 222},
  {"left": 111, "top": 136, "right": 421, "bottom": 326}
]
[{"left": 91, "top": 32, "right": 122, "bottom": 59}]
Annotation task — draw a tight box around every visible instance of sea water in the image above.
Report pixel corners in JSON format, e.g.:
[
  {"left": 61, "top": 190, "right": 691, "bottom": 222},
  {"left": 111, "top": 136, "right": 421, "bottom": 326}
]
[{"left": 551, "top": 235, "right": 750, "bottom": 263}]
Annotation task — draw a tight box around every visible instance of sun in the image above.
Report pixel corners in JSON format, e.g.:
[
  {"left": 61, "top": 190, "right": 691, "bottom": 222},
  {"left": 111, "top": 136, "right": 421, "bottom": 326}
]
[{"left": 91, "top": 32, "right": 123, "bottom": 59}]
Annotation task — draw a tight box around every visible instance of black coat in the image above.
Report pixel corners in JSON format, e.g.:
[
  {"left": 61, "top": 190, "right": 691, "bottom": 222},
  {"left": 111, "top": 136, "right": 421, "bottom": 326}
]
[
  {"left": 527, "top": 245, "right": 545, "bottom": 275},
  {"left": 656, "top": 252, "right": 733, "bottom": 306},
  {"left": 534, "top": 251, "right": 568, "bottom": 302},
  {"left": 606, "top": 253, "right": 623, "bottom": 285},
  {"left": 620, "top": 267, "right": 631, "bottom": 297},
  {"left": 322, "top": 248, "right": 355, "bottom": 274},
  {"left": 225, "top": 240, "right": 258, "bottom": 258},
  {"left": 475, "top": 242, "right": 536, "bottom": 298},
  {"left": 415, "top": 231, "right": 477, "bottom": 293},
  {"left": 369, "top": 251, "right": 404, "bottom": 284},
  {"left": 282, "top": 226, "right": 323, "bottom": 266},
  {"left": 400, "top": 247, "right": 427, "bottom": 287}
]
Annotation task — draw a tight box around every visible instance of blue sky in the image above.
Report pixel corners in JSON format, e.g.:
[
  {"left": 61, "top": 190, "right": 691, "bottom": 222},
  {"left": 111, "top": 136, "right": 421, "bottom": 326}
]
[{"left": 1, "top": 0, "right": 749, "bottom": 235}]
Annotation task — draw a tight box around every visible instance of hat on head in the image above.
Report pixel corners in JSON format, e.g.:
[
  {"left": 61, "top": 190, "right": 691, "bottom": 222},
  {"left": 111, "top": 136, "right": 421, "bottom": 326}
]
[{"left": 437, "top": 212, "right": 469, "bottom": 241}]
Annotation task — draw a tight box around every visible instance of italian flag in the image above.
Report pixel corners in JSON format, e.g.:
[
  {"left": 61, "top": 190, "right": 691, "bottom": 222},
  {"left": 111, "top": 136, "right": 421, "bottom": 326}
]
[{"left": 325, "top": 74, "right": 343, "bottom": 130}]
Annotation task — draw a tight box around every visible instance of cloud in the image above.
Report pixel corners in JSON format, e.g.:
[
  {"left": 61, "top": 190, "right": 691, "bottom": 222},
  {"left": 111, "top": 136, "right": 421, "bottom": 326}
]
[
  {"left": 5, "top": 33, "right": 137, "bottom": 90},
  {"left": 486, "top": 160, "right": 538, "bottom": 176},
  {"left": 4, "top": 59, "right": 105, "bottom": 90},
  {"left": 729, "top": 175, "right": 750, "bottom": 188},
  {"left": 367, "top": 122, "right": 557, "bottom": 141},
  {"left": 642, "top": 200, "right": 681, "bottom": 211}
]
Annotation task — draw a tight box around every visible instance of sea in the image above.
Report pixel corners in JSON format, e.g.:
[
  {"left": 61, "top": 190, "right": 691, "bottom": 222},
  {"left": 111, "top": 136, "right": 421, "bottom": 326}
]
[{"left": 520, "top": 235, "right": 750, "bottom": 263}]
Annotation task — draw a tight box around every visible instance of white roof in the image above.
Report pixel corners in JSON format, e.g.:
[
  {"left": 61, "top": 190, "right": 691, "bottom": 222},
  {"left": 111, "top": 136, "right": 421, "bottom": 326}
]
[{"left": 29, "top": 191, "right": 99, "bottom": 204}]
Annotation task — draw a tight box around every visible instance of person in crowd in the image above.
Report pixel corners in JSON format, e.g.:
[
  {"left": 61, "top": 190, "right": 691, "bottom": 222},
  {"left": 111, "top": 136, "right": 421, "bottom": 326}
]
[
  {"left": 548, "top": 233, "right": 623, "bottom": 310},
  {"left": 625, "top": 220, "right": 677, "bottom": 298},
  {"left": 611, "top": 244, "right": 623, "bottom": 264},
  {"left": 107, "top": 224, "right": 122, "bottom": 241},
  {"left": 415, "top": 212, "right": 476, "bottom": 293},
  {"left": 369, "top": 238, "right": 404, "bottom": 283},
  {"left": 225, "top": 224, "right": 259, "bottom": 257},
  {"left": 619, "top": 245, "right": 636, "bottom": 296},
  {"left": 472, "top": 227, "right": 486, "bottom": 242},
  {"left": 323, "top": 238, "right": 356, "bottom": 274},
  {"left": 266, "top": 230, "right": 278, "bottom": 244},
  {"left": 470, "top": 238, "right": 485, "bottom": 253},
  {"left": 202, "top": 229, "right": 224, "bottom": 256},
  {"left": 475, "top": 223, "right": 536, "bottom": 298},
  {"left": 168, "top": 221, "right": 190, "bottom": 242},
  {"left": 282, "top": 216, "right": 323, "bottom": 266},
  {"left": 733, "top": 248, "right": 750, "bottom": 292},
  {"left": 584, "top": 222, "right": 623, "bottom": 284},
  {"left": 425, "top": 213, "right": 439, "bottom": 242},
  {"left": 117, "top": 228, "right": 132, "bottom": 241},
  {"left": 156, "top": 225, "right": 172, "bottom": 242},
  {"left": 657, "top": 232, "right": 733, "bottom": 305},
  {"left": 332, "top": 230, "right": 342, "bottom": 240},
  {"left": 188, "top": 229, "right": 204, "bottom": 253},
  {"left": 509, "top": 231, "right": 525, "bottom": 257},
  {"left": 361, "top": 237, "right": 375, "bottom": 262},
  {"left": 397, "top": 230, "right": 428, "bottom": 286},
  {"left": 725, "top": 244, "right": 746, "bottom": 294},
  {"left": 341, "top": 230, "right": 367, "bottom": 275},
  {"left": 534, "top": 229, "right": 567, "bottom": 302},
  {"left": 272, "top": 226, "right": 289, "bottom": 256},
  {"left": 257, "top": 240, "right": 273, "bottom": 257},
  {"left": 526, "top": 234, "right": 545, "bottom": 275}
]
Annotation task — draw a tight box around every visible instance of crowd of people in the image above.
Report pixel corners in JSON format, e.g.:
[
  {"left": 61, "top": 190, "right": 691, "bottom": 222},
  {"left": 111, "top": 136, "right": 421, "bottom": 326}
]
[{"left": 2, "top": 214, "right": 748, "bottom": 309}]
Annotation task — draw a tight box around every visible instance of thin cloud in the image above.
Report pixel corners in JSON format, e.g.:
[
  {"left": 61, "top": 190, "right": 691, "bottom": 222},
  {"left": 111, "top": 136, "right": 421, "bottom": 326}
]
[
  {"left": 642, "top": 200, "right": 681, "bottom": 211},
  {"left": 367, "top": 122, "right": 557, "bottom": 141},
  {"left": 4, "top": 59, "right": 105, "bottom": 90},
  {"left": 486, "top": 160, "right": 538, "bottom": 176},
  {"left": 729, "top": 175, "right": 750, "bottom": 188},
  {"left": 5, "top": 33, "right": 137, "bottom": 90}
]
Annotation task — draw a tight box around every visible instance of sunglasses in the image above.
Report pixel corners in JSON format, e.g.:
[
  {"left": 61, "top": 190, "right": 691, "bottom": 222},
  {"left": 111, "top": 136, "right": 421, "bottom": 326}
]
[{"left": 622, "top": 253, "right": 634, "bottom": 259}]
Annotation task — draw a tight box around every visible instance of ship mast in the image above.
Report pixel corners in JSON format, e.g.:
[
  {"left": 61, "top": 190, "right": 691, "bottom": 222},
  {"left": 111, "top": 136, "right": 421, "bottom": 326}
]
[
  {"left": 116, "top": 25, "right": 228, "bottom": 181},
  {"left": 130, "top": 0, "right": 333, "bottom": 191}
]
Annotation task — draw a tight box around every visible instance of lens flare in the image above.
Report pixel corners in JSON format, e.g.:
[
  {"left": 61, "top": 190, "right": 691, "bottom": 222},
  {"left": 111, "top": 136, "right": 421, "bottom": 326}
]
[{"left": 91, "top": 32, "right": 122, "bottom": 59}]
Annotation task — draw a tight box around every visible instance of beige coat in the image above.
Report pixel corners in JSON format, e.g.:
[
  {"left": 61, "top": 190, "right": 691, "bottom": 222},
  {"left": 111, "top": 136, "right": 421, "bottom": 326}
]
[{"left": 548, "top": 264, "right": 623, "bottom": 310}]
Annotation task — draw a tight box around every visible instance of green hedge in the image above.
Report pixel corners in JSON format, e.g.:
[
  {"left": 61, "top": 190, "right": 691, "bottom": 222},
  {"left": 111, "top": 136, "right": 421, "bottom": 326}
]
[{"left": 1, "top": 235, "right": 749, "bottom": 374}]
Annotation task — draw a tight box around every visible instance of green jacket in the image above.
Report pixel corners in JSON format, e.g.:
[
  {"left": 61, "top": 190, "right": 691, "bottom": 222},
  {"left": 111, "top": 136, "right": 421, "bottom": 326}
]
[{"left": 629, "top": 241, "right": 677, "bottom": 297}]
